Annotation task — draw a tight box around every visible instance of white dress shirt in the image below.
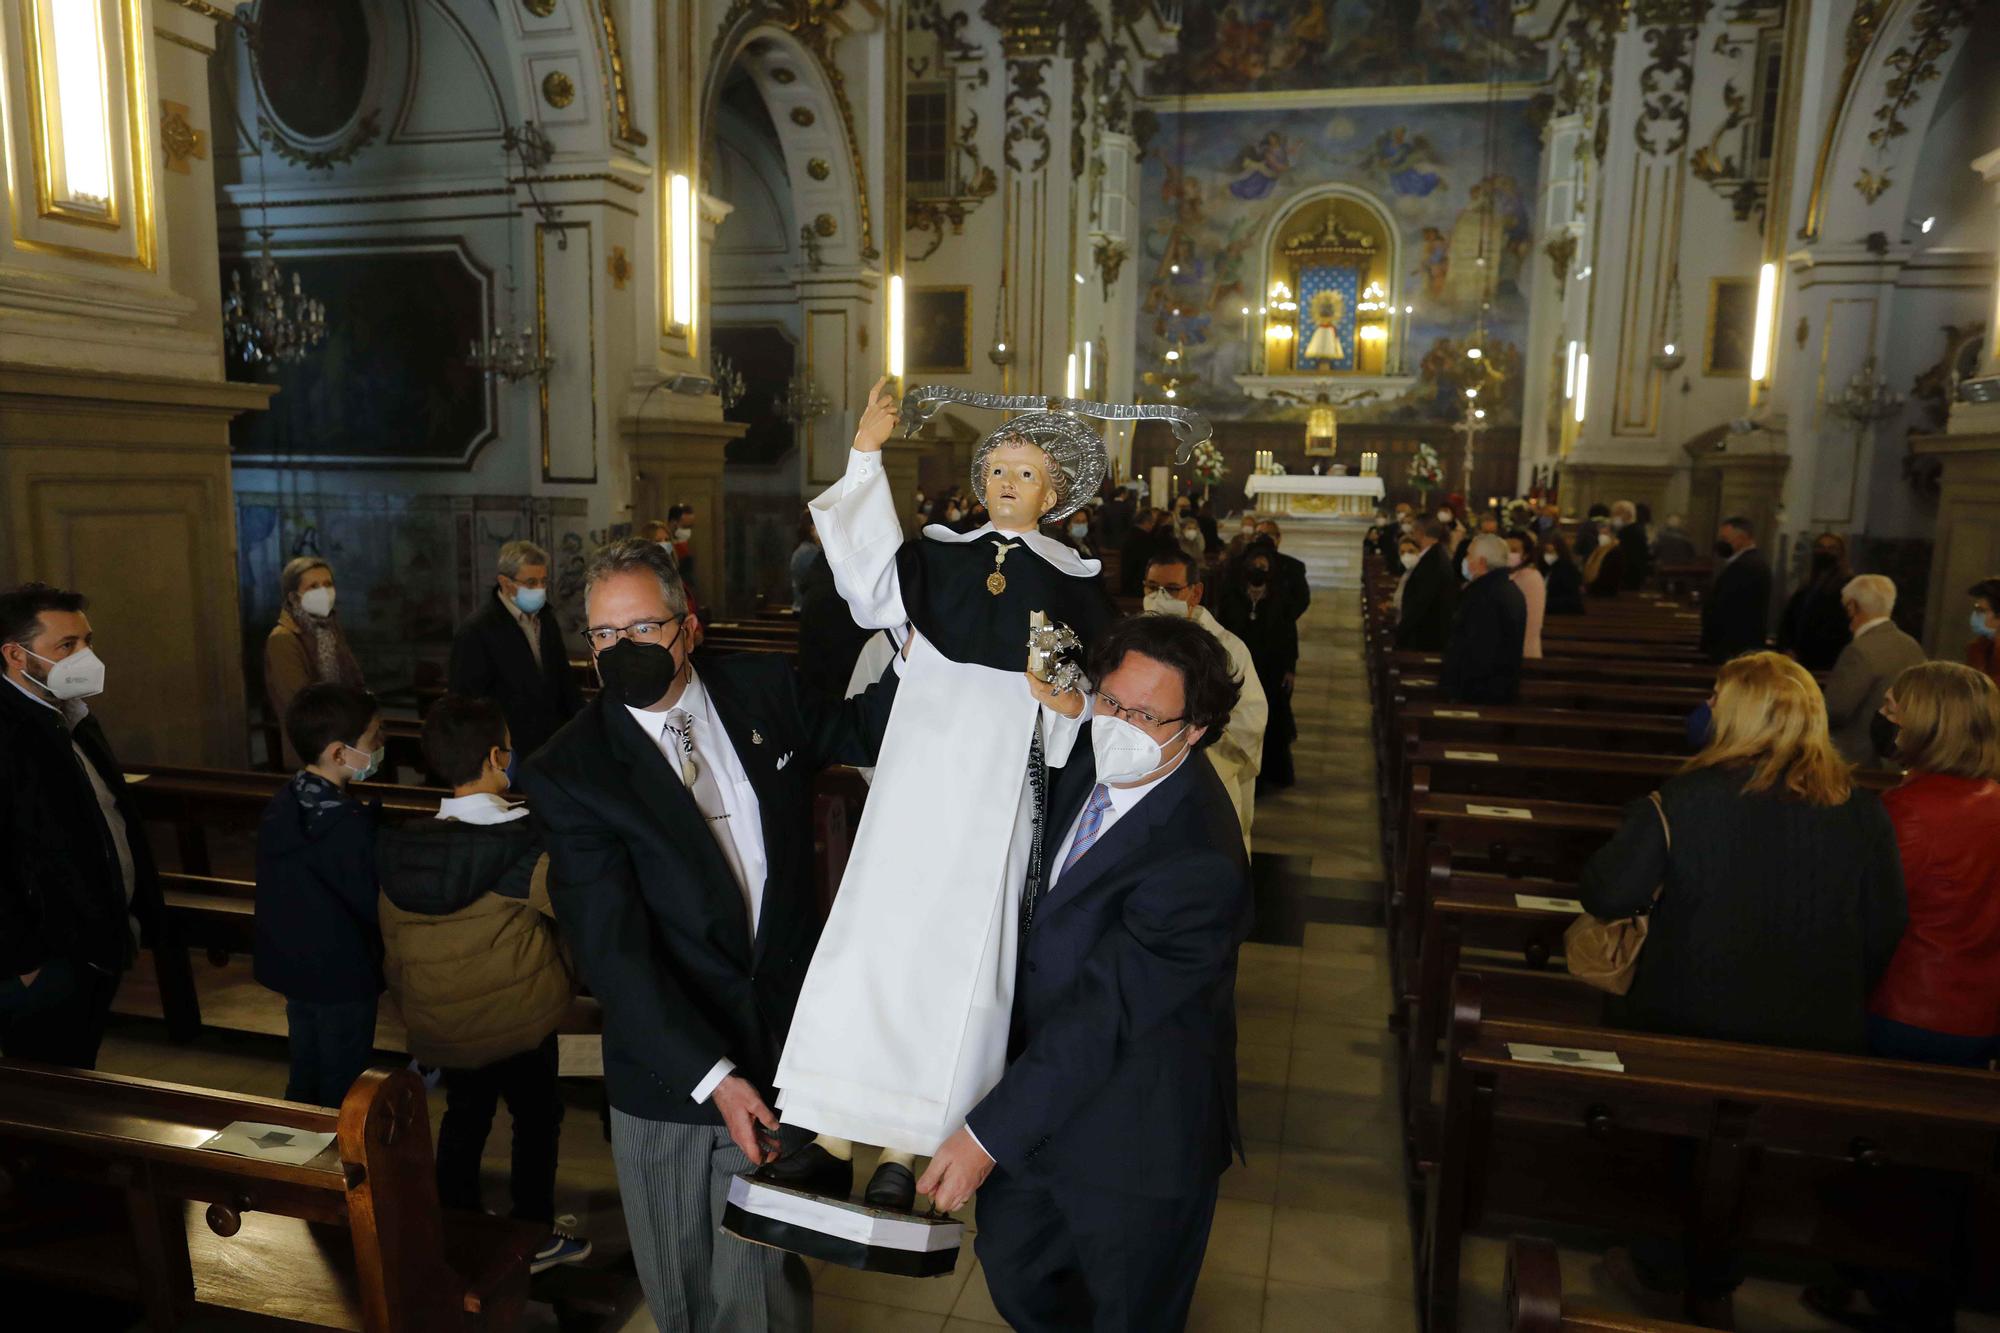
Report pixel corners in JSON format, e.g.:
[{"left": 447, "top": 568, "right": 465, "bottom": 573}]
[
  {"left": 1046, "top": 748, "right": 1184, "bottom": 894},
  {"left": 435, "top": 791, "right": 531, "bottom": 825},
  {"left": 504, "top": 591, "right": 544, "bottom": 670},
  {"left": 624, "top": 669, "right": 769, "bottom": 1104}
]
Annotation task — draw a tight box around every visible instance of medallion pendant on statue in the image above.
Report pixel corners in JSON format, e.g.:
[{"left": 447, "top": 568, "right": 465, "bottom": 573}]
[{"left": 987, "top": 539, "right": 1020, "bottom": 596}]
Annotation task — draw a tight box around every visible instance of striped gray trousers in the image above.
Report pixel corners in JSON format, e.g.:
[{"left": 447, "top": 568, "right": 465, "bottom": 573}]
[{"left": 610, "top": 1109, "right": 813, "bottom": 1331}]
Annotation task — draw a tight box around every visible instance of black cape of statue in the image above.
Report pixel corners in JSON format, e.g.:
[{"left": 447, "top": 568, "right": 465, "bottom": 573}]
[{"left": 894, "top": 529, "right": 1116, "bottom": 672}]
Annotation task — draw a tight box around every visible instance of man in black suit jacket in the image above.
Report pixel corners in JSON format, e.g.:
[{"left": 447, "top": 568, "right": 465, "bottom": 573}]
[
  {"left": 1441, "top": 534, "right": 1529, "bottom": 704},
  {"left": 520, "top": 539, "right": 898, "bottom": 1331},
  {"left": 1116, "top": 507, "right": 1166, "bottom": 598},
  {"left": 1395, "top": 517, "right": 1458, "bottom": 652},
  {"left": 0, "top": 583, "right": 168, "bottom": 1069},
  {"left": 448, "top": 539, "right": 584, "bottom": 768},
  {"left": 1701, "top": 516, "right": 1773, "bottom": 663},
  {"left": 1254, "top": 518, "right": 1312, "bottom": 619},
  {"left": 919, "top": 615, "right": 1251, "bottom": 1332}
]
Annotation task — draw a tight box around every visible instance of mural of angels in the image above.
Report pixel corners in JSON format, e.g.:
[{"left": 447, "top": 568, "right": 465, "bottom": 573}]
[
  {"left": 1362, "top": 126, "right": 1447, "bottom": 198},
  {"left": 1229, "top": 132, "right": 1303, "bottom": 201}
]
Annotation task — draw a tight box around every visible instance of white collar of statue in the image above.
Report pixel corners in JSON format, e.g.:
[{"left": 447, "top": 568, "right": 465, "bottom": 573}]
[{"left": 897, "top": 385, "right": 1213, "bottom": 527}]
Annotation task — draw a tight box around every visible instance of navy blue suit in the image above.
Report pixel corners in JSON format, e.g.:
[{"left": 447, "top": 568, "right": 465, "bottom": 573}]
[{"left": 967, "top": 745, "right": 1251, "bottom": 1332}]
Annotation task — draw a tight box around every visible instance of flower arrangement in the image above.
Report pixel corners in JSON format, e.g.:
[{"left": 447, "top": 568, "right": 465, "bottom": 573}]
[
  {"left": 1188, "top": 438, "right": 1228, "bottom": 487},
  {"left": 1408, "top": 441, "right": 1444, "bottom": 500}
]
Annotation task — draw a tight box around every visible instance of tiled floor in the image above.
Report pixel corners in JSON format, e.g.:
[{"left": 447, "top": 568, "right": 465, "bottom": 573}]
[{"left": 81, "top": 593, "right": 2000, "bottom": 1330}]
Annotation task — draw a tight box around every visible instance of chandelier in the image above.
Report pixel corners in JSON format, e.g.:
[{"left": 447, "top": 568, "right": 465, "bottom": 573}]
[
  {"left": 468, "top": 321, "right": 554, "bottom": 384},
  {"left": 1651, "top": 264, "right": 1687, "bottom": 373},
  {"left": 777, "top": 370, "right": 829, "bottom": 427},
  {"left": 711, "top": 351, "right": 746, "bottom": 412},
  {"left": 1827, "top": 355, "right": 1904, "bottom": 424},
  {"left": 224, "top": 230, "right": 327, "bottom": 367}
]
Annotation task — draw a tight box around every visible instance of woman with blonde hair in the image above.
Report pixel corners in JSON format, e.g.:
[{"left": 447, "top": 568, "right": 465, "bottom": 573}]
[
  {"left": 264, "top": 555, "right": 365, "bottom": 769},
  {"left": 1581, "top": 652, "right": 1907, "bottom": 1314}
]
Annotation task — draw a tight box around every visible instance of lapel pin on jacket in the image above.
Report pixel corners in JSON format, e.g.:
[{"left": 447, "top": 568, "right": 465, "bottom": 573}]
[{"left": 751, "top": 729, "right": 764, "bottom": 746}]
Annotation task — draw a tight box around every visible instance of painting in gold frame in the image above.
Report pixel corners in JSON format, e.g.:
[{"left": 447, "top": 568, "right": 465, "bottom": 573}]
[
  {"left": 1704, "top": 277, "right": 1754, "bottom": 377},
  {"left": 907, "top": 285, "right": 973, "bottom": 374}
]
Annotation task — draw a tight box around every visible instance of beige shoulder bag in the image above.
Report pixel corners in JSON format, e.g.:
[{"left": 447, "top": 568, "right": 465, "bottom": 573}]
[{"left": 1564, "top": 791, "right": 1669, "bottom": 995}]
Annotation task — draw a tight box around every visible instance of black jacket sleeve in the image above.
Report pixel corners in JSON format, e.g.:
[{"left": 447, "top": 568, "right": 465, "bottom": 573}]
[
  {"left": 447, "top": 617, "right": 496, "bottom": 699},
  {"left": 1856, "top": 795, "right": 1909, "bottom": 987},
  {"left": 794, "top": 653, "right": 902, "bottom": 772},
  {"left": 1578, "top": 791, "right": 1671, "bottom": 921},
  {"left": 523, "top": 769, "right": 731, "bottom": 1097},
  {"left": 966, "top": 844, "right": 1248, "bottom": 1168}
]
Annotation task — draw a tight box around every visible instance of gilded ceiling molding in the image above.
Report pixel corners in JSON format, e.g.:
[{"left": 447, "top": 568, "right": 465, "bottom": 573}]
[
  {"left": 258, "top": 112, "right": 380, "bottom": 171},
  {"left": 707, "top": 0, "right": 876, "bottom": 258},
  {"left": 1798, "top": 0, "right": 1891, "bottom": 240},
  {"left": 1852, "top": 0, "right": 1974, "bottom": 204},
  {"left": 595, "top": 0, "right": 649, "bottom": 147}
]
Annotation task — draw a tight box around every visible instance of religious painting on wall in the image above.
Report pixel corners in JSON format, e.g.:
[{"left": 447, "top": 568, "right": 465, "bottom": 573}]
[
  {"left": 1297, "top": 268, "right": 1359, "bottom": 371},
  {"left": 249, "top": 0, "right": 373, "bottom": 140},
  {"left": 1705, "top": 277, "right": 1755, "bottom": 377},
  {"left": 225, "top": 246, "right": 496, "bottom": 467},
  {"left": 907, "top": 285, "right": 973, "bottom": 374},
  {"left": 1148, "top": 1, "right": 1543, "bottom": 96}
]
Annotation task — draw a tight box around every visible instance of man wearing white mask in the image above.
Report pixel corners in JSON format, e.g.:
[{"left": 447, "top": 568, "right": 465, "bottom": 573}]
[
  {"left": 0, "top": 582, "right": 163, "bottom": 1069},
  {"left": 919, "top": 613, "right": 1251, "bottom": 1331},
  {"left": 449, "top": 539, "right": 584, "bottom": 769},
  {"left": 1141, "top": 549, "right": 1266, "bottom": 851}
]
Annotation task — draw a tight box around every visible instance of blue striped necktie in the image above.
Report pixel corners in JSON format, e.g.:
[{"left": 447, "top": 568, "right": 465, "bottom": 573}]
[{"left": 1059, "top": 784, "right": 1115, "bottom": 879}]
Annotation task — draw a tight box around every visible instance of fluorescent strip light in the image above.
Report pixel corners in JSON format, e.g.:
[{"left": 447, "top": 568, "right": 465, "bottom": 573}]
[
  {"left": 1065, "top": 352, "right": 1078, "bottom": 397},
  {"left": 49, "top": 1, "right": 112, "bottom": 207},
  {"left": 1563, "top": 340, "right": 1579, "bottom": 399},
  {"left": 887, "top": 275, "right": 905, "bottom": 378},
  {"left": 1573, "top": 351, "right": 1589, "bottom": 424},
  {"left": 1749, "top": 262, "right": 1776, "bottom": 382},
  {"left": 669, "top": 173, "right": 695, "bottom": 329},
  {"left": 1082, "top": 341, "right": 1093, "bottom": 391}
]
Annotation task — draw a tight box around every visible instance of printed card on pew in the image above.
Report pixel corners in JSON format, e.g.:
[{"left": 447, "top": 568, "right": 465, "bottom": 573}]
[
  {"left": 200, "top": 1121, "right": 338, "bottom": 1166},
  {"left": 1514, "top": 894, "right": 1586, "bottom": 913},
  {"left": 1505, "top": 1043, "right": 1624, "bottom": 1073},
  {"left": 1465, "top": 804, "right": 1534, "bottom": 820},
  {"left": 1444, "top": 750, "right": 1500, "bottom": 762}
]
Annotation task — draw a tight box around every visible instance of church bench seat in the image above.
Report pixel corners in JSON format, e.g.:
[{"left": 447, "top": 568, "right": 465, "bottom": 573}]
[
  {"left": 1504, "top": 1237, "right": 1710, "bottom": 1332},
  {"left": 0, "top": 1063, "right": 542, "bottom": 1332},
  {"left": 1420, "top": 972, "right": 2000, "bottom": 1333}
]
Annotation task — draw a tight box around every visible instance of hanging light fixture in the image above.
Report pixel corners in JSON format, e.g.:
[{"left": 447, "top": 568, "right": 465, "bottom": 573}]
[
  {"left": 777, "top": 369, "right": 830, "bottom": 427},
  {"left": 224, "top": 25, "right": 328, "bottom": 371},
  {"left": 1651, "top": 263, "right": 1686, "bottom": 372}
]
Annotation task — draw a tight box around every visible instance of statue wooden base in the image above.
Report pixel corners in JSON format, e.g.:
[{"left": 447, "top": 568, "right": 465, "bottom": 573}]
[{"left": 721, "top": 1174, "right": 964, "bottom": 1277}]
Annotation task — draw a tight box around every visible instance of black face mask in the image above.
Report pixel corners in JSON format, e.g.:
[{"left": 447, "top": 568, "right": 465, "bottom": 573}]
[
  {"left": 1811, "top": 551, "right": 1839, "bottom": 576},
  {"left": 1714, "top": 540, "right": 1735, "bottom": 559},
  {"left": 1870, "top": 712, "right": 1901, "bottom": 764},
  {"left": 596, "top": 633, "right": 685, "bottom": 708},
  {"left": 1245, "top": 567, "right": 1270, "bottom": 587}
]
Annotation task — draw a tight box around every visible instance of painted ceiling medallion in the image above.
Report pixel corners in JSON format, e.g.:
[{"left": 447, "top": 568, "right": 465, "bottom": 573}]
[
  {"left": 542, "top": 70, "right": 576, "bottom": 110},
  {"left": 790, "top": 106, "right": 816, "bottom": 127}
]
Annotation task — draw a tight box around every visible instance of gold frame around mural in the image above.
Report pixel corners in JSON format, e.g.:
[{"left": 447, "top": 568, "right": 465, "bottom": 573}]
[
  {"left": 11, "top": 0, "right": 158, "bottom": 271},
  {"left": 905, "top": 284, "right": 973, "bottom": 374},
  {"left": 1703, "top": 275, "right": 1754, "bottom": 378}
]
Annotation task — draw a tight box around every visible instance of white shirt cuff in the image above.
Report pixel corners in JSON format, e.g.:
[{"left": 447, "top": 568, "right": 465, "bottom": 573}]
[
  {"left": 692, "top": 1057, "right": 735, "bottom": 1104},
  {"left": 844, "top": 448, "right": 883, "bottom": 493},
  {"left": 965, "top": 1124, "right": 994, "bottom": 1163}
]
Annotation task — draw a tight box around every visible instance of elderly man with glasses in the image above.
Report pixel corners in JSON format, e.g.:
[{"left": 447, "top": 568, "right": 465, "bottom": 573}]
[{"left": 518, "top": 538, "right": 902, "bottom": 1332}]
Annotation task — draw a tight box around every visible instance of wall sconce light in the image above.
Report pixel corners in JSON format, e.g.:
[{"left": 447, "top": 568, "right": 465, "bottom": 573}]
[
  {"left": 887, "top": 274, "right": 906, "bottom": 378},
  {"left": 1574, "top": 350, "right": 1590, "bottom": 423},
  {"left": 1749, "top": 261, "right": 1776, "bottom": 382},
  {"left": 669, "top": 173, "right": 697, "bottom": 330}
]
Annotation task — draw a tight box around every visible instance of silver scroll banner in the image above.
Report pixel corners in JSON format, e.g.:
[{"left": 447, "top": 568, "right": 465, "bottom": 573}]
[{"left": 897, "top": 386, "right": 1214, "bottom": 466}]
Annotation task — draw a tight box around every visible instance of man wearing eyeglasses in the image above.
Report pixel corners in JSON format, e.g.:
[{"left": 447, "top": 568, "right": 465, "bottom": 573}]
[
  {"left": 918, "top": 613, "right": 1252, "bottom": 1333},
  {"left": 518, "top": 539, "right": 901, "bottom": 1332},
  {"left": 1140, "top": 549, "right": 1267, "bottom": 853}
]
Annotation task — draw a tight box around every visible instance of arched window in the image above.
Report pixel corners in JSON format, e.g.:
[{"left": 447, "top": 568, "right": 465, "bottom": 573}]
[{"left": 1262, "top": 195, "right": 1394, "bottom": 377}]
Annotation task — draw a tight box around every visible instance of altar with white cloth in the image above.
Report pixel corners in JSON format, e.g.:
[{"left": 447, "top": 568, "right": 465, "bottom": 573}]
[
  {"left": 1243, "top": 472, "right": 1387, "bottom": 516},
  {"left": 1240, "top": 474, "right": 1385, "bottom": 591}
]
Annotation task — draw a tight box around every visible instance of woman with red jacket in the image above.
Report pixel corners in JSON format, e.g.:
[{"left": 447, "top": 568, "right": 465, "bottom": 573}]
[{"left": 1869, "top": 661, "right": 2000, "bottom": 1067}]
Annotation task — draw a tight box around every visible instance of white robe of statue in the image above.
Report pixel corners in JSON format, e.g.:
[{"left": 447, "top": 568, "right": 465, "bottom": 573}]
[
  {"left": 773, "top": 450, "right": 1091, "bottom": 1155},
  {"left": 1187, "top": 603, "right": 1267, "bottom": 852}
]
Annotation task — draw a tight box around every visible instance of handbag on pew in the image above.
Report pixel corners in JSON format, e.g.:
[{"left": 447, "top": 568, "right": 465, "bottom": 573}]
[{"left": 1564, "top": 790, "right": 1669, "bottom": 995}]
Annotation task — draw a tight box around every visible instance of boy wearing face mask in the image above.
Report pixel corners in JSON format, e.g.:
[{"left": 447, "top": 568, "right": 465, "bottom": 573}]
[
  {"left": 256, "top": 682, "right": 387, "bottom": 1107},
  {"left": 377, "top": 695, "right": 589, "bottom": 1274},
  {"left": 448, "top": 539, "right": 586, "bottom": 769},
  {"left": 0, "top": 582, "right": 162, "bottom": 1071}
]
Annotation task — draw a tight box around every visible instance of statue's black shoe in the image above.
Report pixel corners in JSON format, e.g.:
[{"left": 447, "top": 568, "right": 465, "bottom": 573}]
[
  {"left": 753, "top": 1142, "right": 853, "bottom": 1200},
  {"left": 863, "top": 1161, "right": 917, "bottom": 1213}
]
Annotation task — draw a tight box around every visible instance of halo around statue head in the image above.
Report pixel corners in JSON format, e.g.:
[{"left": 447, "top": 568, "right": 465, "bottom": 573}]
[{"left": 897, "top": 386, "right": 1213, "bottom": 525}]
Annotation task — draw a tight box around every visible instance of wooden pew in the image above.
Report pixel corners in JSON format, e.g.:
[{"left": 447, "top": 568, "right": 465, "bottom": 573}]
[
  {"left": 1505, "top": 1238, "right": 1708, "bottom": 1332},
  {"left": 0, "top": 1063, "right": 541, "bottom": 1331},
  {"left": 1420, "top": 972, "right": 2000, "bottom": 1333}
]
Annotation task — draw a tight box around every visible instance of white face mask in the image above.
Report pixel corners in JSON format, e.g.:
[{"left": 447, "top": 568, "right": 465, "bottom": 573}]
[
  {"left": 1436, "top": 511, "right": 1453, "bottom": 524},
  {"left": 24, "top": 646, "right": 106, "bottom": 701},
  {"left": 298, "top": 586, "right": 336, "bottom": 619},
  {"left": 1506, "top": 552, "right": 1523, "bottom": 568},
  {"left": 1091, "top": 713, "right": 1189, "bottom": 786},
  {"left": 673, "top": 527, "right": 693, "bottom": 542},
  {"left": 338, "top": 742, "right": 385, "bottom": 782},
  {"left": 1069, "top": 521, "right": 1091, "bottom": 539},
  {"left": 1400, "top": 552, "right": 1420, "bottom": 571},
  {"left": 1143, "top": 588, "right": 1192, "bottom": 618},
  {"left": 1542, "top": 551, "right": 1558, "bottom": 566}
]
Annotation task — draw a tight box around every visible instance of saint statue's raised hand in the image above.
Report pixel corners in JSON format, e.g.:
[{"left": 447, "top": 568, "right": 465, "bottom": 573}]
[{"left": 853, "top": 375, "right": 899, "bottom": 453}]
